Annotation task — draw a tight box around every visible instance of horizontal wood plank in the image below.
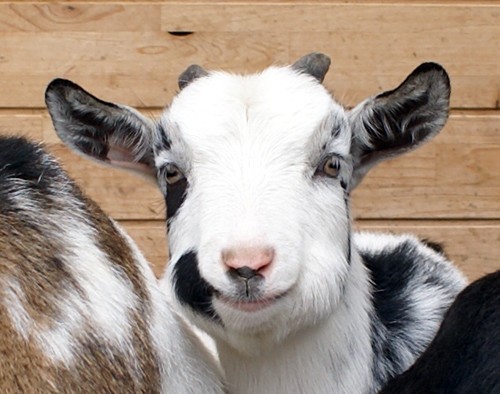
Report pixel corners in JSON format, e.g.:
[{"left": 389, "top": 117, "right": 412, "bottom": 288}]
[
  {"left": 0, "top": 3, "right": 160, "bottom": 32},
  {"left": 162, "top": 2, "right": 500, "bottom": 33},
  {"left": 352, "top": 112, "right": 500, "bottom": 219},
  {"left": 0, "top": 110, "right": 498, "bottom": 220},
  {"left": 120, "top": 219, "right": 500, "bottom": 281},
  {"left": 0, "top": 2, "right": 496, "bottom": 108}
]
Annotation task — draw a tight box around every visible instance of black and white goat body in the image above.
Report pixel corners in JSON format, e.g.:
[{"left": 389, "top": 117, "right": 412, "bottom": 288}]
[
  {"left": 0, "top": 137, "right": 225, "bottom": 393},
  {"left": 380, "top": 270, "right": 500, "bottom": 394},
  {"left": 46, "top": 53, "right": 467, "bottom": 393}
]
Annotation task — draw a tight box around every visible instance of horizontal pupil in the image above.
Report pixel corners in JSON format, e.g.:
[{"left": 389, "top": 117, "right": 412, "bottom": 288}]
[{"left": 328, "top": 160, "right": 339, "bottom": 169}]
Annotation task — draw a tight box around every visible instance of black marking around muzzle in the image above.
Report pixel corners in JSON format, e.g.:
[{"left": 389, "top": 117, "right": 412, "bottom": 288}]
[{"left": 172, "top": 251, "right": 221, "bottom": 323}]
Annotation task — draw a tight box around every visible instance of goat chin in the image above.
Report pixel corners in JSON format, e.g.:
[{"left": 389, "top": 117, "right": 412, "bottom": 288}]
[{"left": 0, "top": 136, "right": 225, "bottom": 394}]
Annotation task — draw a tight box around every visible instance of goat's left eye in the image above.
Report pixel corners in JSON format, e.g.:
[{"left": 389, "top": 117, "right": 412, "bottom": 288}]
[
  {"left": 165, "top": 164, "right": 184, "bottom": 185},
  {"left": 318, "top": 156, "right": 341, "bottom": 178}
]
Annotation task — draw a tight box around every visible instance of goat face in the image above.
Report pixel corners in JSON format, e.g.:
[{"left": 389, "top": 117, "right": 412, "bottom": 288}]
[
  {"left": 161, "top": 66, "right": 353, "bottom": 341},
  {"left": 45, "top": 53, "right": 450, "bottom": 352}
]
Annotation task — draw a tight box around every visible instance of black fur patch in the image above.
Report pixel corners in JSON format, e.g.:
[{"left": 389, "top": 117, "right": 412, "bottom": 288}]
[
  {"left": 0, "top": 136, "right": 61, "bottom": 199},
  {"left": 172, "top": 251, "right": 221, "bottom": 323},
  {"left": 363, "top": 239, "right": 459, "bottom": 388},
  {"left": 364, "top": 241, "right": 419, "bottom": 330},
  {"left": 344, "top": 192, "right": 351, "bottom": 265},
  {"left": 166, "top": 178, "right": 188, "bottom": 221},
  {"left": 363, "top": 241, "right": 427, "bottom": 386},
  {"left": 379, "top": 270, "right": 500, "bottom": 394}
]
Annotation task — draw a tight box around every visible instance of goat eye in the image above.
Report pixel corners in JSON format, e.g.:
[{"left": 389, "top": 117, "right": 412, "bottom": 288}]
[
  {"left": 320, "top": 156, "right": 341, "bottom": 178},
  {"left": 165, "top": 164, "right": 184, "bottom": 185}
]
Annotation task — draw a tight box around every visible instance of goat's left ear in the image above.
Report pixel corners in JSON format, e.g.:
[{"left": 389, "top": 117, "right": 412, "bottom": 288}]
[
  {"left": 45, "top": 79, "right": 157, "bottom": 181},
  {"left": 348, "top": 63, "right": 450, "bottom": 189}
]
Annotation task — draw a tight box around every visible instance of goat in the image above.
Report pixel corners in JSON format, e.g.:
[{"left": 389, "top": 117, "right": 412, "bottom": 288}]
[
  {"left": 45, "top": 53, "right": 467, "bottom": 393},
  {"left": 0, "top": 136, "right": 225, "bottom": 393},
  {"left": 379, "top": 270, "right": 500, "bottom": 394}
]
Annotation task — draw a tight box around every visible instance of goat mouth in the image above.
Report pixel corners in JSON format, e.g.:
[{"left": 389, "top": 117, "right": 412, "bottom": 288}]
[{"left": 214, "top": 291, "right": 287, "bottom": 313}]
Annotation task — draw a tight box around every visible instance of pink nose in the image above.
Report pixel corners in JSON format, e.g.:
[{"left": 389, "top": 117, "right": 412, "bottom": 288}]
[{"left": 222, "top": 246, "right": 275, "bottom": 275}]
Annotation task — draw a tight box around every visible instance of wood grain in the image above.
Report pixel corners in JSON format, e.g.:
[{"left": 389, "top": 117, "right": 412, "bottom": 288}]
[
  {"left": 0, "top": 2, "right": 497, "bottom": 108},
  {"left": 0, "top": 3, "right": 160, "bottom": 32},
  {"left": 352, "top": 112, "right": 500, "bottom": 219},
  {"left": 120, "top": 219, "right": 500, "bottom": 281}
]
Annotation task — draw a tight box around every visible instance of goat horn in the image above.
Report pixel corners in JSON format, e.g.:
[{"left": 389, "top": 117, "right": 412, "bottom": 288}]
[
  {"left": 292, "top": 53, "right": 331, "bottom": 83},
  {"left": 178, "top": 64, "right": 209, "bottom": 89}
]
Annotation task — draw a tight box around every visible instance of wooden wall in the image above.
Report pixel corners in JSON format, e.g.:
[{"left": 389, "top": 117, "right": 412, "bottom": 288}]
[{"left": 0, "top": 1, "right": 498, "bottom": 281}]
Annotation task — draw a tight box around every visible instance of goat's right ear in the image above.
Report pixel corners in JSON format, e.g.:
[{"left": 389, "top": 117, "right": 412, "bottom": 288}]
[
  {"left": 45, "top": 79, "right": 157, "bottom": 180},
  {"left": 348, "top": 63, "right": 451, "bottom": 190}
]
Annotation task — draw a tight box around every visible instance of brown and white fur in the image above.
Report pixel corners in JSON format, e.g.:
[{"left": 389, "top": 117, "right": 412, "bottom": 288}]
[{"left": 0, "top": 136, "right": 225, "bottom": 393}]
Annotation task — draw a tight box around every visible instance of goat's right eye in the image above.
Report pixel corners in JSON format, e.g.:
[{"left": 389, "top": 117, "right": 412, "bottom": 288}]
[{"left": 165, "top": 164, "right": 184, "bottom": 185}]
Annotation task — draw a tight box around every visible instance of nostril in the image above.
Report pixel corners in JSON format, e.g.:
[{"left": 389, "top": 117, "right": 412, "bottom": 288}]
[
  {"left": 234, "top": 266, "right": 258, "bottom": 280},
  {"left": 222, "top": 246, "right": 275, "bottom": 275}
]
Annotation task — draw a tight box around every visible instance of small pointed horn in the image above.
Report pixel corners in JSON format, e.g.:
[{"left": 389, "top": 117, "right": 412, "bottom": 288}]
[
  {"left": 292, "top": 53, "right": 331, "bottom": 82},
  {"left": 178, "top": 64, "right": 208, "bottom": 89}
]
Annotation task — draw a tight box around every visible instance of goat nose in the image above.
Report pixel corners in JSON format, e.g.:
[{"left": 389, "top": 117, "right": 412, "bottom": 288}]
[{"left": 222, "top": 246, "right": 274, "bottom": 276}]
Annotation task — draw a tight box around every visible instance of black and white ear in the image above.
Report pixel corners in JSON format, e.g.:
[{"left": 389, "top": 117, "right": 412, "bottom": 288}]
[
  {"left": 292, "top": 52, "right": 331, "bottom": 83},
  {"left": 45, "top": 79, "right": 157, "bottom": 180},
  {"left": 348, "top": 63, "right": 451, "bottom": 189}
]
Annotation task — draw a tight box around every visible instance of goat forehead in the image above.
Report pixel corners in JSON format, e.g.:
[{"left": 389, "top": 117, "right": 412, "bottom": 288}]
[{"left": 166, "top": 67, "right": 346, "bottom": 157}]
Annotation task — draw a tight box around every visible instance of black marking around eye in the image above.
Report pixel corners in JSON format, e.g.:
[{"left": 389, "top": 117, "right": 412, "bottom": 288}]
[
  {"left": 344, "top": 191, "right": 351, "bottom": 266},
  {"left": 166, "top": 178, "right": 188, "bottom": 221},
  {"left": 172, "top": 251, "right": 222, "bottom": 323}
]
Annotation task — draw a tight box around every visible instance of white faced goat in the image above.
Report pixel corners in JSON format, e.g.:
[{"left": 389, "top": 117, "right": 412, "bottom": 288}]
[
  {"left": 45, "top": 53, "right": 467, "bottom": 394},
  {"left": 0, "top": 136, "right": 225, "bottom": 393}
]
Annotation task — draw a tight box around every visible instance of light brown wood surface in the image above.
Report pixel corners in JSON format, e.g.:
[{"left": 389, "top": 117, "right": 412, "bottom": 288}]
[
  {"left": 0, "top": 1, "right": 498, "bottom": 280},
  {"left": 0, "top": 2, "right": 498, "bottom": 108}
]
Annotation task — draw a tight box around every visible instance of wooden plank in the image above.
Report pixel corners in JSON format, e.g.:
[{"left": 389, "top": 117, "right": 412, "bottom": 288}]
[
  {"left": 0, "top": 31, "right": 288, "bottom": 108},
  {"left": 0, "top": 2, "right": 496, "bottom": 108},
  {"left": 0, "top": 112, "right": 43, "bottom": 140},
  {"left": 120, "top": 219, "right": 500, "bottom": 281},
  {"left": 162, "top": 3, "right": 500, "bottom": 33},
  {"left": 0, "top": 3, "right": 160, "bottom": 32},
  {"left": 352, "top": 112, "right": 500, "bottom": 219},
  {"left": 0, "top": 110, "right": 498, "bottom": 220},
  {"left": 162, "top": 2, "right": 500, "bottom": 109}
]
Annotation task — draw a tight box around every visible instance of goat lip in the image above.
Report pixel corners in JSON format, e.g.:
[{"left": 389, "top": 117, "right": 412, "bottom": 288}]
[{"left": 215, "top": 292, "right": 286, "bottom": 313}]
